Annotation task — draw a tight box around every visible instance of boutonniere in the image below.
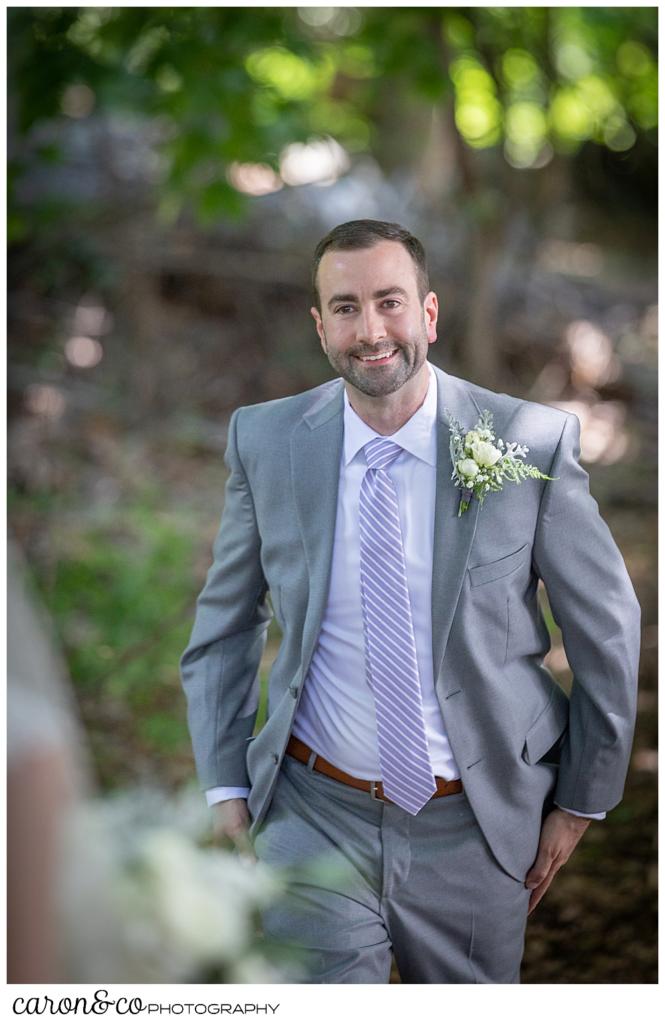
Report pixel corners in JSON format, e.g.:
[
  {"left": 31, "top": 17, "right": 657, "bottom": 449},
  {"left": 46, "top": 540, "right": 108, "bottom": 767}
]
[{"left": 446, "top": 409, "right": 555, "bottom": 517}]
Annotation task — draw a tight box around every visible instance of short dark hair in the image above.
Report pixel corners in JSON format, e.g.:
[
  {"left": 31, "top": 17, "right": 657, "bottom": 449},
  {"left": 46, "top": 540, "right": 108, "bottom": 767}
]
[{"left": 312, "top": 219, "right": 429, "bottom": 309}]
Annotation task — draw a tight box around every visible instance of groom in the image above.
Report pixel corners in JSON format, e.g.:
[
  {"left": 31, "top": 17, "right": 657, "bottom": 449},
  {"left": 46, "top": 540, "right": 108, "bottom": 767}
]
[{"left": 181, "top": 219, "right": 640, "bottom": 983}]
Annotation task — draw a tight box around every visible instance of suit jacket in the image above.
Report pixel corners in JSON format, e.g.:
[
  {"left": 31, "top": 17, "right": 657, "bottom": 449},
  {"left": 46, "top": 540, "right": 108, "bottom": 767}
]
[{"left": 180, "top": 364, "right": 640, "bottom": 880}]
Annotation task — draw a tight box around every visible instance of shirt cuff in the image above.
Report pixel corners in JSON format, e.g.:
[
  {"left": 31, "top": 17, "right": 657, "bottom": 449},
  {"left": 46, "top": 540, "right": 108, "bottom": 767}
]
[
  {"left": 556, "top": 803, "right": 606, "bottom": 821},
  {"left": 206, "top": 786, "right": 251, "bottom": 806}
]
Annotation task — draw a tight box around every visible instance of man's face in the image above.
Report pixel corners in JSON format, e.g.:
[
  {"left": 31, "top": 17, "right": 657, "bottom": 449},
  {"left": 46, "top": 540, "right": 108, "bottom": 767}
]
[{"left": 311, "top": 240, "right": 438, "bottom": 398}]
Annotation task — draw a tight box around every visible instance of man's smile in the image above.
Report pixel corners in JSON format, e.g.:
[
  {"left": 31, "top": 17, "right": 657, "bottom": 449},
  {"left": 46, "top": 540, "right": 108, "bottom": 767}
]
[{"left": 354, "top": 347, "right": 398, "bottom": 365}]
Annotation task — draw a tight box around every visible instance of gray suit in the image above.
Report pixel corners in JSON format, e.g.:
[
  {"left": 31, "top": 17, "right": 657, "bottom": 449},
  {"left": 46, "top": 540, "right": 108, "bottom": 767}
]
[{"left": 181, "top": 364, "right": 640, "bottom": 897}]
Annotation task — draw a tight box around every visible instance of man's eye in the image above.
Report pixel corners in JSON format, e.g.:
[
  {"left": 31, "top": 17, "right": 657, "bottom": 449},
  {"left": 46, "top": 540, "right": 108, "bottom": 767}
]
[
  {"left": 382, "top": 300, "right": 400, "bottom": 309},
  {"left": 334, "top": 305, "right": 355, "bottom": 315}
]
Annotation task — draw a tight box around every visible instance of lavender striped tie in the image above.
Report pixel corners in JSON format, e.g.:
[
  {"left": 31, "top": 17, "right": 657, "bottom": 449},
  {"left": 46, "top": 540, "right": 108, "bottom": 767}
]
[{"left": 359, "top": 438, "right": 437, "bottom": 814}]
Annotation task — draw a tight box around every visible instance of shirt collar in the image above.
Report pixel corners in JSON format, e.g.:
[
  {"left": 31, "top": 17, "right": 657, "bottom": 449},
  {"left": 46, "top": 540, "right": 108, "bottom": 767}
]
[{"left": 343, "top": 362, "right": 438, "bottom": 467}]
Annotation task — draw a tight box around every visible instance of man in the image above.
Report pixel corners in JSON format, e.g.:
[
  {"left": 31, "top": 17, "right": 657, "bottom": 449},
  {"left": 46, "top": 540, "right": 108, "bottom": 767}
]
[{"left": 180, "top": 220, "right": 640, "bottom": 983}]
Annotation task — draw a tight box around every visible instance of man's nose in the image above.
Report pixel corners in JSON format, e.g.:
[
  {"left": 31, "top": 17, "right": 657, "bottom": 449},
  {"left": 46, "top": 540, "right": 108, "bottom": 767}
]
[{"left": 356, "top": 305, "right": 387, "bottom": 343}]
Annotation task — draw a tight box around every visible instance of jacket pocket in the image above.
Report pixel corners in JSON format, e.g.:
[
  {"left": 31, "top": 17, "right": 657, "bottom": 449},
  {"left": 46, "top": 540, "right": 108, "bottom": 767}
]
[
  {"left": 522, "top": 687, "right": 569, "bottom": 765},
  {"left": 468, "top": 543, "right": 529, "bottom": 588}
]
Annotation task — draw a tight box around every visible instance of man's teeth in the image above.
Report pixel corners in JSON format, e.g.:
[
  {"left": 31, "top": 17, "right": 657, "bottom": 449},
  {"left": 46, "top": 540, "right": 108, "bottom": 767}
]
[{"left": 360, "top": 350, "right": 396, "bottom": 362}]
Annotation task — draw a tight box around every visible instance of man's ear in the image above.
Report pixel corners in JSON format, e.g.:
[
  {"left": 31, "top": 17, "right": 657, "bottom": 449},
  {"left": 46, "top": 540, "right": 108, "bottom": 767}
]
[
  {"left": 424, "top": 291, "right": 439, "bottom": 344},
  {"left": 310, "top": 306, "right": 326, "bottom": 351}
]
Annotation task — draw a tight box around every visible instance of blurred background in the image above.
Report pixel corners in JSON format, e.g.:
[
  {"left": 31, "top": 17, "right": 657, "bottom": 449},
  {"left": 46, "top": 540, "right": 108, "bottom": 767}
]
[{"left": 7, "top": 6, "right": 657, "bottom": 983}]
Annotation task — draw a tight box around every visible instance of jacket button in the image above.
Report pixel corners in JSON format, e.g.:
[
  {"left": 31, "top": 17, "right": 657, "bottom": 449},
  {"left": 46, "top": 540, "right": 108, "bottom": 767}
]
[
  {"left": 271, "top": 752, "right": 279, "bottom": 764},
  {"left": 289, "top": 685, "right": 299, "bottom": 699}
]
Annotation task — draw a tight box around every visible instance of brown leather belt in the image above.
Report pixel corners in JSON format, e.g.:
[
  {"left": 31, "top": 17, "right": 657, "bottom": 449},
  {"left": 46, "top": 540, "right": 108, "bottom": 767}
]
[{"left": 285, "top": 736, "right": 463, "bottom": 803}]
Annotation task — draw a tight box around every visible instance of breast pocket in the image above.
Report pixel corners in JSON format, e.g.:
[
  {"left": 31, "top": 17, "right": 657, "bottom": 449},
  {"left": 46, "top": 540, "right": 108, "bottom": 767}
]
[{"left": 468, "top": 543, "right": 529, "bottom": 587}]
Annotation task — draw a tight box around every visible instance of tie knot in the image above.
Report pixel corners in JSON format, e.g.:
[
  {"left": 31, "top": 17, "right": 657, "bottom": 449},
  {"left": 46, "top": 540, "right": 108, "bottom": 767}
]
[{"left": 364, "top": 437, "right": 403, "bottom": 470}]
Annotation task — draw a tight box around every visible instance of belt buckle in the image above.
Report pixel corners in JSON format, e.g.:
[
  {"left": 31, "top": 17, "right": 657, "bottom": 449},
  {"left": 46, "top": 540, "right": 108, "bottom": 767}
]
[{"left": 369, "top": 780, "right": 385, "bottom": 802}]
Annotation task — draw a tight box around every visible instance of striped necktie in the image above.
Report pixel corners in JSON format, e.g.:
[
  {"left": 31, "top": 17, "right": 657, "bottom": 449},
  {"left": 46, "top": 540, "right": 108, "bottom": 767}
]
[{"left": 359, "top": 437, "right": 437, "bottom": 814}]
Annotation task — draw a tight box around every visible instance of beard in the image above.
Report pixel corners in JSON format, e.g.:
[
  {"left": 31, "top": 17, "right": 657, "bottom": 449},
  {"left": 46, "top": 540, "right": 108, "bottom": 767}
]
[{"left": 321, "top": 328, "right": 429, "bottom": 399}]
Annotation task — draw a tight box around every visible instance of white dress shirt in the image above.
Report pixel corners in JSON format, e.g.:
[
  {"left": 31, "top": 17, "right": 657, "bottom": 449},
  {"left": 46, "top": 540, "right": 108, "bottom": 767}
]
[
  {"left": 206, "top": 364, "right": 603, "bottom": 819},
  {"left": 286, "top": 363, "right": 459, "bottom": 781}
]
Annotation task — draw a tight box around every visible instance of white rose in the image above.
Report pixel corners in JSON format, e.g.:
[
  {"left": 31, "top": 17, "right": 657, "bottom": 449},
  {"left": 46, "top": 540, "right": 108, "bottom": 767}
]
[
  {"left": 457, "top": 458, "right": 479, "bottom": 480},
  {"left": 470, "top": 441, "right": 502, "bottom": 468}
]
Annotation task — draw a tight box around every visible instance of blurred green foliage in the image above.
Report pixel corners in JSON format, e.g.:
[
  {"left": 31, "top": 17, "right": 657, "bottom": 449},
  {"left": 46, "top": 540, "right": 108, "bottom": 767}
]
[
  {"left": 48, "top": 503, "right": 191, "bottom": 694},
  {"left": 8, "top": 6, "right": 657, "bottom": 238},
  {"left": 10, "top": 474, "right": 275, "bottom": 784},
  {"left": 11, "top": 488, "right": 199, "bottom": 776}
]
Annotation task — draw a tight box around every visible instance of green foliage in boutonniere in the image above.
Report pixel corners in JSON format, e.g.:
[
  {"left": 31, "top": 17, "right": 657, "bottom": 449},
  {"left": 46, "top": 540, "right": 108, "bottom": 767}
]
[{"left": 446, "top": 409, "right": 556, "bottom": 516}]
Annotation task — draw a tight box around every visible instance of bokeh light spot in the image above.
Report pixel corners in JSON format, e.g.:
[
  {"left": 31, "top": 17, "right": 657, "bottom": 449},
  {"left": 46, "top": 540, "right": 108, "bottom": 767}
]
[
  {"left": 279, "top": 137, "right": 349, "bottom": 186},
  {"left": 65, "top": 336, "right": 104, "bottom": 369},
  {"left": 227, "top": 162, "right": 283, "bottom": 196},
  {"left": 61, "top": 83, "right": 96, "bottom": 119},
  {"left": 26, "top": 384, "right": 67, "bottom": 420}
]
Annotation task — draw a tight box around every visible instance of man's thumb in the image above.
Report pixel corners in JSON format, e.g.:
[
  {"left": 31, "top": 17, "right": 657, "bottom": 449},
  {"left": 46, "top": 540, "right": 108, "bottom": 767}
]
[{"left": 525, "top": 854, "right": 550, "bottom": 889}]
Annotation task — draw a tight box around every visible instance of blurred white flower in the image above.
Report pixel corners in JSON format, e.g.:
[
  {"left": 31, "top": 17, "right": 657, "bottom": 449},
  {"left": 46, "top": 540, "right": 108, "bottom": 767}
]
[
  {"left": 57, "top": 787, "right": 284, "bottom": 983},
  {"left": 228, "top": 953, "right": 288, "bottom": 984}
]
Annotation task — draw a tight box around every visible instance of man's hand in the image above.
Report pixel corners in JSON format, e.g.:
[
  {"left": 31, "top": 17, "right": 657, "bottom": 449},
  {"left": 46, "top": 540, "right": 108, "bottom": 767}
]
[
  {"left": 211, "top": 798, "right": 256, "bottom": 863},
  {"left": 525, "top": 808, "right": 592, "bottom": 914}
]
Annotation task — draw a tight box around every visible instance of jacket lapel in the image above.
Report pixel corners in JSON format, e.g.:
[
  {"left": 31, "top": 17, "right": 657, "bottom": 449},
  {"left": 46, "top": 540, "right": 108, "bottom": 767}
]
[
  {"left": 290, "top": 380, "right": 345, "bottom": 675},
  {"left": 431, "top": 367, "right": 482, "bottom": 683}
]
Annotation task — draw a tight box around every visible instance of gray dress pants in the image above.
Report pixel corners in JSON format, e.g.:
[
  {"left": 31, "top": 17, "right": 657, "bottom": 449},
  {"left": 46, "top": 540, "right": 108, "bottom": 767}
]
[{"left": 253, "top": 753, "right": 530, "bottom": 984}]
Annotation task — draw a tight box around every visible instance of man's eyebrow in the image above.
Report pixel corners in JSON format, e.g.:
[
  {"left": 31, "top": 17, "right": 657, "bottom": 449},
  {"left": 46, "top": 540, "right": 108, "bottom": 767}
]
[
  {"left": 327, "top": 292, "right": 358, "bottom": 309},
  {"left": 327, "top": 286, "right": 408, "bottom": 309}
]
